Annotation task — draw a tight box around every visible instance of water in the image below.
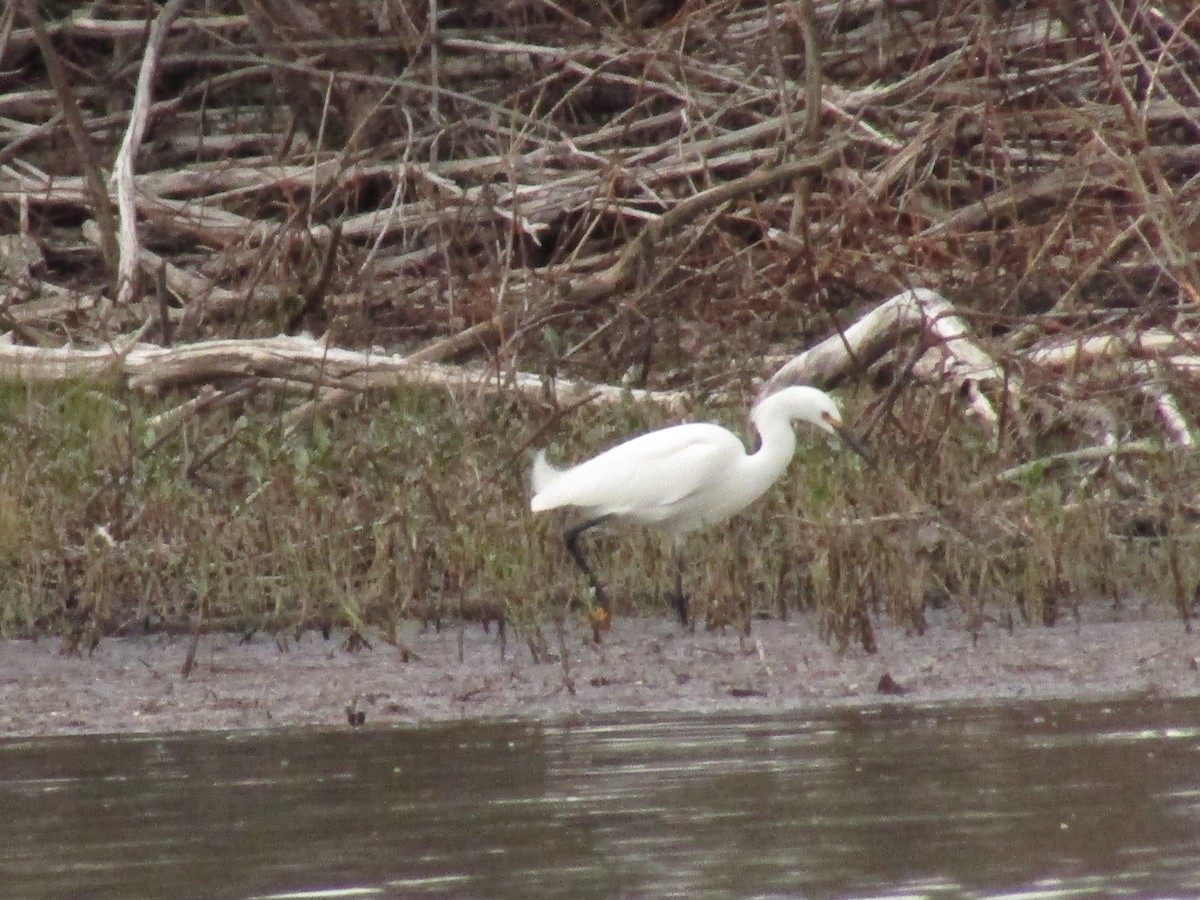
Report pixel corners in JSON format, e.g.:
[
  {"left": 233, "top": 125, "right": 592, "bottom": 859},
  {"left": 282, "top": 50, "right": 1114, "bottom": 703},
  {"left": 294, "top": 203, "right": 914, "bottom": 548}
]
[{"left": 2, "top": 698, "right": 1199, "bottom": 899}]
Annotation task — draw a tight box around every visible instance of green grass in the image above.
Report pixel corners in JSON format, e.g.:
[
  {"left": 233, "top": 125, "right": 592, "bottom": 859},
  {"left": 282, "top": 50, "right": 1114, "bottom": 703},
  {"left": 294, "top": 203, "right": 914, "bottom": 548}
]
[{"left": 0, "top": 379, "right": 1195, "bottom": 648}]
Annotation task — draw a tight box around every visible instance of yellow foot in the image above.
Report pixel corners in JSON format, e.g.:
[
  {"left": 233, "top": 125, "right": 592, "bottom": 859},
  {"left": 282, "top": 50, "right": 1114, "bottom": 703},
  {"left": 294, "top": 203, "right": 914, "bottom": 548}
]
[{"left": 587, "top": 606, "right": 612, "bottom": 643}]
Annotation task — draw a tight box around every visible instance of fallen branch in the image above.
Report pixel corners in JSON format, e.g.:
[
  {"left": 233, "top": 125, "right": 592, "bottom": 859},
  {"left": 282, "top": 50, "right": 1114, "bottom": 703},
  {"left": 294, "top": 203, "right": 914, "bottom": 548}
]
[
  {"left": 977, "top": 439, "right": 1163, "bottom": 489},
  {"left": 82, "top": 219, "right": 248, "bottom": 319},
  {"left": 407, "top": 145, "right": 843, "bottom": 366},
  {"left": 111, "top": 0, "right": 186, "bottom": 305},
  {"left": 19, "top": 0, "right": 118, "bottom": 284},
  {"left": 762, "top": 288, "right": 1005, "bottom": 433},
  {"left": 0, "top": 332, "right": 691, "bottom": 411}
]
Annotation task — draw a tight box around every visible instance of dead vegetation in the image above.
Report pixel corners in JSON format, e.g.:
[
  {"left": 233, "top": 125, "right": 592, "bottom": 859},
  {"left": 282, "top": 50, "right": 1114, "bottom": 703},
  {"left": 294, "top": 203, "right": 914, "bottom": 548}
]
[{"left": 1, "top": 0, "right": 1200, "bottom": 649}]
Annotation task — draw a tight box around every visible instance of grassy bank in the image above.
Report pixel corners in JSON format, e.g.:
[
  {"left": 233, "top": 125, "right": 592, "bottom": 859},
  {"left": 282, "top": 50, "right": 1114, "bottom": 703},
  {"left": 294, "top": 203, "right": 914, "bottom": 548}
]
[
  {"left": 4, "top": 3, "right": 1200, "bottom": 648},
  {"left": 3, "top": 377, "right": 1195, "bottom": 650}
]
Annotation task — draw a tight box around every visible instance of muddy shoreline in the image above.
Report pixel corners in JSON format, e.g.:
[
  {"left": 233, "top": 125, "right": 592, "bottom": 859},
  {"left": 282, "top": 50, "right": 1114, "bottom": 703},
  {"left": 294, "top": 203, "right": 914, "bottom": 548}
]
[{"left": 2, "top": 605, "right": 1198, "bottom": 738}]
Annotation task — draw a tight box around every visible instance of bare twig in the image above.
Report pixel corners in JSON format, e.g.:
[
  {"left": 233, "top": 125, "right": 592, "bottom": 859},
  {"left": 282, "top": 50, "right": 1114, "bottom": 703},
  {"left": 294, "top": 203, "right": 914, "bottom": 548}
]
[
  {"left": 20, "top": 0, "right": 118, "bottom": 287},
  {"left": 112, "top": 0, "right": 188, "bottom": 305}
]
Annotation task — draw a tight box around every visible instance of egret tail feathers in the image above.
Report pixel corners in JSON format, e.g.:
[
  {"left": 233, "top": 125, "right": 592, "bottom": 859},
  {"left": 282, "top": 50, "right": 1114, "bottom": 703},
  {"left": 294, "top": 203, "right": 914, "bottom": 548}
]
[{"left": 529, "top": 450, "right": 563, "bottom": 511}]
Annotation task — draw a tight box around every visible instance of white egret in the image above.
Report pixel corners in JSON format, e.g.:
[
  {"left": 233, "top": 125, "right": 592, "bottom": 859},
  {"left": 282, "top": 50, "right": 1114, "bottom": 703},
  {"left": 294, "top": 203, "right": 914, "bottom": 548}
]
[{"left": 530, "top": 385, "right": 869, "bottom": 628}]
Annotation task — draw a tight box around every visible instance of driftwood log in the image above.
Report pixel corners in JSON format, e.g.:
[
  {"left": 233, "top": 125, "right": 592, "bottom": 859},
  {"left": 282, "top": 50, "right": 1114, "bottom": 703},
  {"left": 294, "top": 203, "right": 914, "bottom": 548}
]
[
  {"left": 2, "top": 287, "right": 1195, "bottom": 453},
  {"left": 1, "top": 2, "right": 1198, "bottom": 460}
]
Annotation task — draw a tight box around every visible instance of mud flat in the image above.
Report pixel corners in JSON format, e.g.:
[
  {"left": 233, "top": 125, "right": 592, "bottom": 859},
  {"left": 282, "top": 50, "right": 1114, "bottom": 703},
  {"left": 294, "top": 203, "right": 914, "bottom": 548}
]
[{"left": 1, "top": 604, "right": 1198, "bottom": 738}]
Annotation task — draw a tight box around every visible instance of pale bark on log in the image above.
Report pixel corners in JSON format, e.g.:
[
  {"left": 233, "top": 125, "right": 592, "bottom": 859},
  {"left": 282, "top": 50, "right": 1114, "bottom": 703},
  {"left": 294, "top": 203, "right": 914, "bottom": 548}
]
[
  {"left": 1, "top": 287, "right": 1196, "bottom": 447},
  {"left": 112, "top": 0, "right": 187, "bottom": 306},
  {"left": 0, "top": 332, "right": 690, "bottom": 411},
  {"left": 762, "top": 288, "right": 1005, "bottom": 432}
]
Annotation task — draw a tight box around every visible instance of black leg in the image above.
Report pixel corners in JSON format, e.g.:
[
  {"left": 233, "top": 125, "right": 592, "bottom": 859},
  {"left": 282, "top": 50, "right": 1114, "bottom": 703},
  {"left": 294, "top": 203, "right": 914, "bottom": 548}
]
[
  {"left": 563, "top": 517, "right": 611, "bottom": 613},
  {"left": 670, "top": 539, "right": 689, "bottom": 627}
]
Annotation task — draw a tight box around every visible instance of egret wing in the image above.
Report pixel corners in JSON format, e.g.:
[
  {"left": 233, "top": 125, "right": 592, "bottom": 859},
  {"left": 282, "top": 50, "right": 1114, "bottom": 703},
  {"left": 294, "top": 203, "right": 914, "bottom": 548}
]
[{"left": 531, "top": 423, "right": 744, "bottom": 524}]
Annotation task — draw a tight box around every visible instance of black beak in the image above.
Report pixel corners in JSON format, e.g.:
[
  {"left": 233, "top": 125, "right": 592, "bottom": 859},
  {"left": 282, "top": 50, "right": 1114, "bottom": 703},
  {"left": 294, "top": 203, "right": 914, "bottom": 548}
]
[{"left": 833, "top": 424, "right": 877, "bottom": 470}]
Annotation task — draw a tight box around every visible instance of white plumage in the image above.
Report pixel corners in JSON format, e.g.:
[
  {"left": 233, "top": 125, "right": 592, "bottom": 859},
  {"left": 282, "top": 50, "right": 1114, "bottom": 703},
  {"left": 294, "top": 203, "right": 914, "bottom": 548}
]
[{"left": 530, "top": 385, "right": 868, "bottom": 628}]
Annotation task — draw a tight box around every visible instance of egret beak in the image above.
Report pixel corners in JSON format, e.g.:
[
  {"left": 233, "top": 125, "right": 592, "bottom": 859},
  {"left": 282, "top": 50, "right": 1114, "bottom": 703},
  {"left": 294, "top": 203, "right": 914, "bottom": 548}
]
[
  {"left": 835, "top": 425, "right": 875, "bottom": 468},
  {"left": 823, "top": 412, "right": 876, "bottom": 469}
]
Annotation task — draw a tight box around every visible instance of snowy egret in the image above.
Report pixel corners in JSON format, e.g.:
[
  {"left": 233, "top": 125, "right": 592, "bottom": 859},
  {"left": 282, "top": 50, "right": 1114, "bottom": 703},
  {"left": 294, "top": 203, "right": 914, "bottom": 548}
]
[{"left": 530, "top": 386, "right": 869, "bottom": 628}]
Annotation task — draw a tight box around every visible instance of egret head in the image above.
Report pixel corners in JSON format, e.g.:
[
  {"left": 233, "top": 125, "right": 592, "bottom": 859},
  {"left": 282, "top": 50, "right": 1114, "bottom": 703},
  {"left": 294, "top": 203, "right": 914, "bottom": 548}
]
[
  {"left": 754, "top": 385, "right": 840, "bottom": 429},
  {"left": 808, "top": 390, "right": 845, "bottom": 435},
  {"left": 755, "top": 386, "right": 873, "bottom": 464}
]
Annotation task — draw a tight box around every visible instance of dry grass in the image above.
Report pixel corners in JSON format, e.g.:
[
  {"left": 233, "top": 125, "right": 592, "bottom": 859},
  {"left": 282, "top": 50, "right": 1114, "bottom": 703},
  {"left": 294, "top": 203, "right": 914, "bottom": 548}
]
[
  {"left": 1, "top": 376, "right": 1197, "bottom": 649},
  {"left": 1, "top": 1, "right": 1199, "bottom": 646}
]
